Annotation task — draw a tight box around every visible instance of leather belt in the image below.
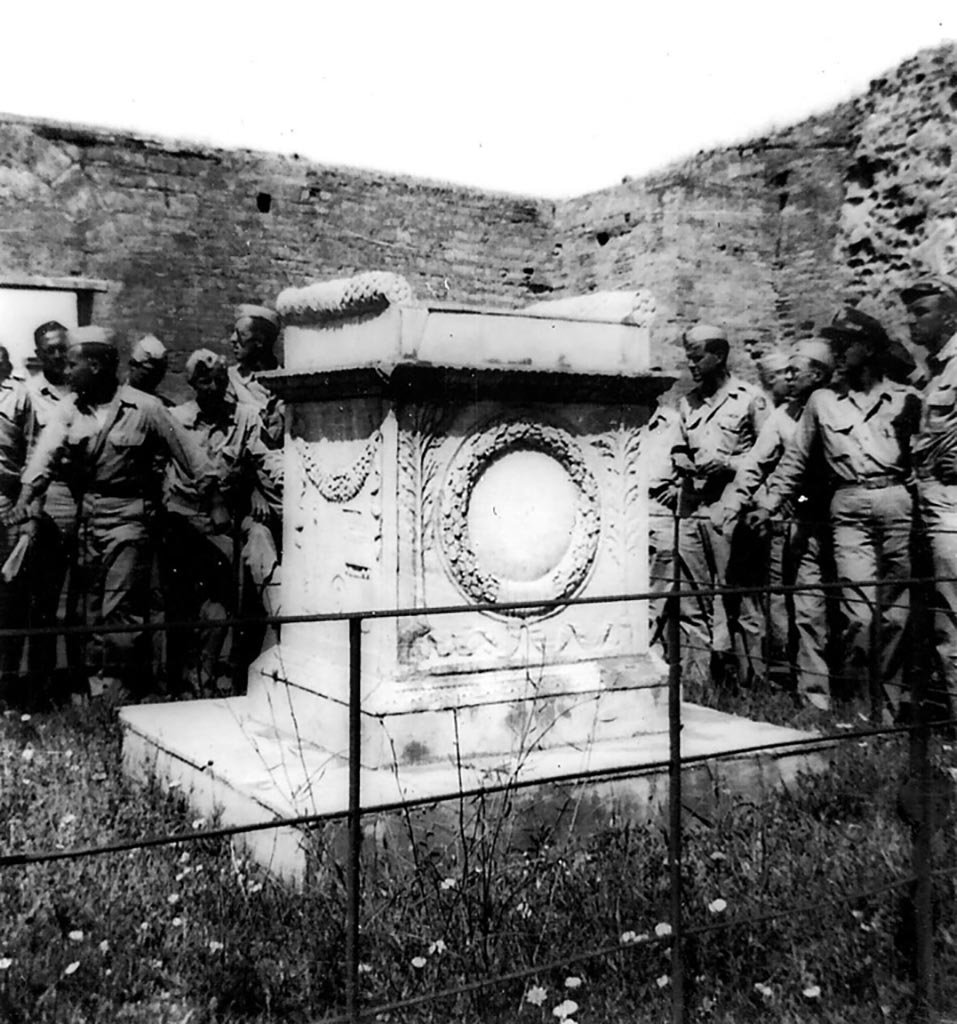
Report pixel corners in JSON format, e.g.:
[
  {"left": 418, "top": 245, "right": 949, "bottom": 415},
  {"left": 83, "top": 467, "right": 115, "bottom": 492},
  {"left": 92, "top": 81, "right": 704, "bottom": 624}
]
[{"left": 834, "top": 474, "right": 906, "bottom": 491}]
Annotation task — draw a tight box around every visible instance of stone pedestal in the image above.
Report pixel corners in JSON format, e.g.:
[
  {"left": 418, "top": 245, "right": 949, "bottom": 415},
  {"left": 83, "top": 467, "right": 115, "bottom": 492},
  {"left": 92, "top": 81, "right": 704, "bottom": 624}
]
[
  {"left": 120, "top": 280, "right": 823, "bottom": 882},
  {"left": 246, "top": 301, "right": 673, "bottom": 768}
]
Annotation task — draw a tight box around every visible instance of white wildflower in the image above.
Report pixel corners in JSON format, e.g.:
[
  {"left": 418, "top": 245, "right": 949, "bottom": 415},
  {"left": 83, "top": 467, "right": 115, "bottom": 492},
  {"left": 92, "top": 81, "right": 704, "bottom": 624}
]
[
  {"left": 19, "top": 714, "right": 30, "bottom": 723},
  {"left": 654, "top": 922, "right": 673, "bottom": 938},
  {"left": 754, "top": 981, "right": 773, "bottom": 998},
  {"left": 525, "top": 985, "right": 547, "bottom": 1006},
  {"left": 656, "top": 974, "right": 670, "bottom": 989},
  {"left": 64, "top": 961, "right": 80, "bottom": 976},
  {"left": 707, "top": 898, "right": 727, "bottom": 914},
  {"left": 564, "top": 976, "right": 582, "bottom": 990},
  {"left": 551, "top": 999, "right": 578, "bottom": 1018},
  {"left": 98, "top": 941, "right": 109, "bottom": 954},
  {"left": 208, "top": 940, "right": 224, "bottom": 953},
  {"left": 428, "top": 939, "right": 447, "bottom": 955},
  {"left": 0, "top": 958, "right": 12, "bottom": 970},
  {"left": 67, "top": 930, "right": 84, "bottom": 942},
  {"left": 411, "top": 956, "right": 427, "bottom": 969},
  {"left": 21, "top": 746, "right": 34, "bottom": 763},
  {"left": 803, "top": 984, "right": 821, "bottom": 999},
  {"left": 171, "top": 917, "right": 183, "bottom": 928},
  {"left": 439, "top": 877, "right": 457, "bottom": 891}
]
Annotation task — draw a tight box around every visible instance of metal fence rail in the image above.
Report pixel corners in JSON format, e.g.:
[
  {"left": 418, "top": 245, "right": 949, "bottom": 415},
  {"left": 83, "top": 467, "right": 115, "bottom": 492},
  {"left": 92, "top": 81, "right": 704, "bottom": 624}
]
[{"left": 0, "top": 509, "right": 955, "bottom": 1022}]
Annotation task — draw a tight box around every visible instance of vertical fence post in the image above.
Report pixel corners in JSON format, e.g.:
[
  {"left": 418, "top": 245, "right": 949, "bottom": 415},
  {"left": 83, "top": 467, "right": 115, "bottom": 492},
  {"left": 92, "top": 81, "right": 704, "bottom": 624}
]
[
  {"left": 668, "top": 510, "right": 685, "bottom": 1024},
  {"left": 910, "top": 574, "right": 934, "bottom": 1022},
  {"left": 345, "top": 615, "right": 362, "bottom": 1024},
  {"left": 869, "top": 579, "right": 883, "bottom": 725}
]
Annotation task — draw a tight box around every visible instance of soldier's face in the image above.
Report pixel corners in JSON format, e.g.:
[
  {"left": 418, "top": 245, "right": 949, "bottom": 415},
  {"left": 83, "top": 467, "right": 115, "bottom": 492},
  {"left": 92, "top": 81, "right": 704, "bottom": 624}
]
[
  {"left": 129, "top": 358, "right": 166, "bottom": 394},
  {"left": 684, "top": 340, "right": 724, "bottom": 384},
  {"left": 786, "top": 357, "right": 819, "bottom": 400},
  {"left": 66, "top": 349, "right": 102, "bottom": 398},
  {"left": 192, "top": 366, "right": 228, "bottom": 409},
  {"left": 230, "top": 317, "right": 261, "bottom": 365},
  {"left": 38, "top": 330, "right": 69, "bottom": 385},
  {"left": 906, "top": 295, "right": 955, "bottom": 351}
]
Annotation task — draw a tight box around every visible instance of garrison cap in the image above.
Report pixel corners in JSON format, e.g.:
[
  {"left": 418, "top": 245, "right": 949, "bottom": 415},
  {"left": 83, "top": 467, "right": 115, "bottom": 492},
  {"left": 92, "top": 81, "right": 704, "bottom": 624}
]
[
  {"left": 234, "top": 304, "right": 281, "bottom": 330},
  {"left": 899, "top": 274, "right": 957, "bottom": 306},
  {"left": 756, "top": 351, "right": 789, "bottom": 374},
  {"left": 67, "top": 326, "right": 117, "bottom": 351},
  {"left": 683, "top": 323, "right": 728, "bottom": 345},
  {"left": 185, "top": 348, "right": 227, "bottom": 381},
  {"left": 819, "top": 307, "right": 890, "bottom": 349},
  {"left": 130, "top": 334, "right": 167, "bottom": 363},
  {"left": 791, "top": 339, "right": 834, "bottom": 371}
]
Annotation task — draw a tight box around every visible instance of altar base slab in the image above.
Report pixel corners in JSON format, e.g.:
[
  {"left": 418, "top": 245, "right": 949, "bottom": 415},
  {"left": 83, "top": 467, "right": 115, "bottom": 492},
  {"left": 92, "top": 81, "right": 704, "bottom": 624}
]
[{"left": 119, "top": 698, "right": 829, "bottom": 884}]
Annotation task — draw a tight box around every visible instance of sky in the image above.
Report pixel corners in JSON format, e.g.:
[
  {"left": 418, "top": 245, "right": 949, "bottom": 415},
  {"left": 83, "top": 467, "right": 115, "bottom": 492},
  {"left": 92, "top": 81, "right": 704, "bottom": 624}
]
[{"left": 2, "top": 1, "right": 957, "bottom": 198}]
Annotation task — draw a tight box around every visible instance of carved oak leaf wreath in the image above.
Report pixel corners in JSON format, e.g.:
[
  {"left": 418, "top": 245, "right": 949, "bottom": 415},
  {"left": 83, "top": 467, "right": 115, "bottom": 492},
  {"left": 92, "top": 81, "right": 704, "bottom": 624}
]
[{"left": 438, "top": 419, "right": 601, "bottom": 617}]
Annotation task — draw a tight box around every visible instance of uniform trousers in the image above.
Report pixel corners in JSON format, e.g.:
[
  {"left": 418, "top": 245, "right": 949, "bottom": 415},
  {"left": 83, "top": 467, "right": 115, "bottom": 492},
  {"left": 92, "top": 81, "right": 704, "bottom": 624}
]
[
  {"left": 915, "top": 480, "right": 957, "bottom": 710},
  {"left": 830, "top": 483, "right": 912, "bottom": 710},
  {"left": 74, "top": 495, "right": 152, "bottom": 684},
  {"left": 677, "top": 504, "right": 733, "bottom": 682},
  {"left": 27, "top": 481, "right": 83, "bottom": 695},
  {"left": 0, "top": 494, "right": 26, "bottom": 682},
  {"left": 784, "top": 518, "right": 831, "bottom": 709}
]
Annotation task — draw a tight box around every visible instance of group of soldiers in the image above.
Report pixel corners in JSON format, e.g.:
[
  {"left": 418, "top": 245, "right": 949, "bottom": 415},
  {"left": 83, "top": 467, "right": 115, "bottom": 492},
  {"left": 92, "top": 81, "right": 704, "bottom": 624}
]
[
  {"left": 0, "top": 304, "right": 284, "bottom": 706},
  {"left": 646, "top": 273, "right": 957, "bottom": 725}
]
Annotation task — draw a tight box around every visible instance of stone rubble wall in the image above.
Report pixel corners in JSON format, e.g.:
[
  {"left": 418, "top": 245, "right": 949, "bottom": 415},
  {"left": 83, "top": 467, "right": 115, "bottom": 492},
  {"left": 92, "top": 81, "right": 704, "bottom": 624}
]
[{"left": 1, "top": 43, "right": 956, "bottom": 391}]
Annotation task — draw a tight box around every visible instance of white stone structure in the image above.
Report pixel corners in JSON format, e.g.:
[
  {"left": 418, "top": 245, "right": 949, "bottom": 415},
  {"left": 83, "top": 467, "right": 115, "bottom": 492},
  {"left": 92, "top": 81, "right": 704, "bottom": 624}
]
[{"left": 121, "top": 276, "right": 819, "bottom": 881}]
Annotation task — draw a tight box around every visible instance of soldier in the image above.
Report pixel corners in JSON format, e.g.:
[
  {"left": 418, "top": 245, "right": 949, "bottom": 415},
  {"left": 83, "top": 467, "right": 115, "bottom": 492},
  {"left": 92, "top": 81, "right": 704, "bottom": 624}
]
[
  {"left": 0, "top": 346, "right": 33, "bottom": 700},
  {"left": 642, "top": 404, "right": 682, "bottom": 650},
  {"left": 228, "top": 304, "right": 284, "bottom": 677},
  {"left": 756, "top": 351, "right": 791, "bottom": 408},
  {"left": 2, "top": 327, "right": 207, "bottom": 701},
  {"left": 163, "top": 350, "right": 263, "bottom": 695},
  {"left": 749, "top": 309, "right": 920, "bottom": 720},
  {"left": 24, "top": 321, "right": 83, "bottom": 698},
  {"left": 722, "top": 340, "right": 835, "bottom": 708},
  {"left": 900, "top": 274, "right": 957, "bottom": 722},
  {"left": 127, "top": 334, "right": 172, "bottom": 404},
  {"left": 673, "top": 323, "right": 769, "bottom": 687}
]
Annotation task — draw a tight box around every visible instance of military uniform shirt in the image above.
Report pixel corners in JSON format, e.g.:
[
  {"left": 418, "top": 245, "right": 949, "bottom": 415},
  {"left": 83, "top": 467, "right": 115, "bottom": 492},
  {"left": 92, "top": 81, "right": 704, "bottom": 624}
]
[
  {"left": 0, "top": 377, "right": 32, "bottom": 497},
  {"left": 165, "top": 397, "right": 262, "bottom": 517},
  {"left": 760, "top": 381, "right": 920, "bottom": 513},
  {"left": 675, "top": 376, "right": 768, "bottom": 499},
  {"left": 913, "top": 331, "right": 957, "bottom": 477},
  {"left": 23, "top": 383, "right": 206, "bottom": 498},
  {"left": 723, "top": 402, "right": 800, "bottom": 518},
  {"left": 25, "top": 373, "right": 69, "bottom": 432}
]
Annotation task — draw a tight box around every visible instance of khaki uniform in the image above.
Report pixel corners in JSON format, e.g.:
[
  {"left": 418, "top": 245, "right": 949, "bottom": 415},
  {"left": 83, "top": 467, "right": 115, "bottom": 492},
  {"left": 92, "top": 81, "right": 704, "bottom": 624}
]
[
  {"left": 22, "top": 384, "right": 205, "bottom": 685},
  {"left": 674, "top": 376, "right": 768, "bottom": 679},
  {"left": 761, "top": 382, "right": 921, "bottom": 709},
  {"left": 642, "top": 405, "right": 681, "bottom": 646},
  {"left": 723, "top": 402, "right": 832, "bottom": 706},
  {"left": 25, "top": 373, "right": 83, "bottom": 690},
  {"left": 0, "top": 376, "right": 32, "bottom": 680},
  {"left": 162, "top": 396, "right": 264, "bottom": 693},
  {"left": 912, "top": 331, "right": 957, "bottom": 708}
]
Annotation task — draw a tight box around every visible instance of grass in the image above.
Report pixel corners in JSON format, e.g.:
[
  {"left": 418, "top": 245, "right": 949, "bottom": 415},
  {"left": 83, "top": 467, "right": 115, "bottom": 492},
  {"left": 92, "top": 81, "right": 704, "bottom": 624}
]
[{"left": 0, "top": 689, "right": 956, "bottom": 1023}]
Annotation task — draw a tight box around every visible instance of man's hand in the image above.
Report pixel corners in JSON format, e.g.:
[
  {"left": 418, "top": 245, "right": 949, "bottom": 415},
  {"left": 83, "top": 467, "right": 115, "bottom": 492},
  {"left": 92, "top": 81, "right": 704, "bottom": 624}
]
[
  {"left": 0, "top": 502, "right": 31, "bottom": 528},
  {"left": 745, "top": 507, "right": 773, "bottom": 536},
  {"left": 249, "top": 489, "right": 271, "bottom": 524},
  {"left": 17, "top": 518, "right": 39, "bottom": 545},
  {"left": 711, "top": 502, "right": 739, "bottom": 536},
  {"left": 695, "top": 453, "right": 730, "bottom": 476}
]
